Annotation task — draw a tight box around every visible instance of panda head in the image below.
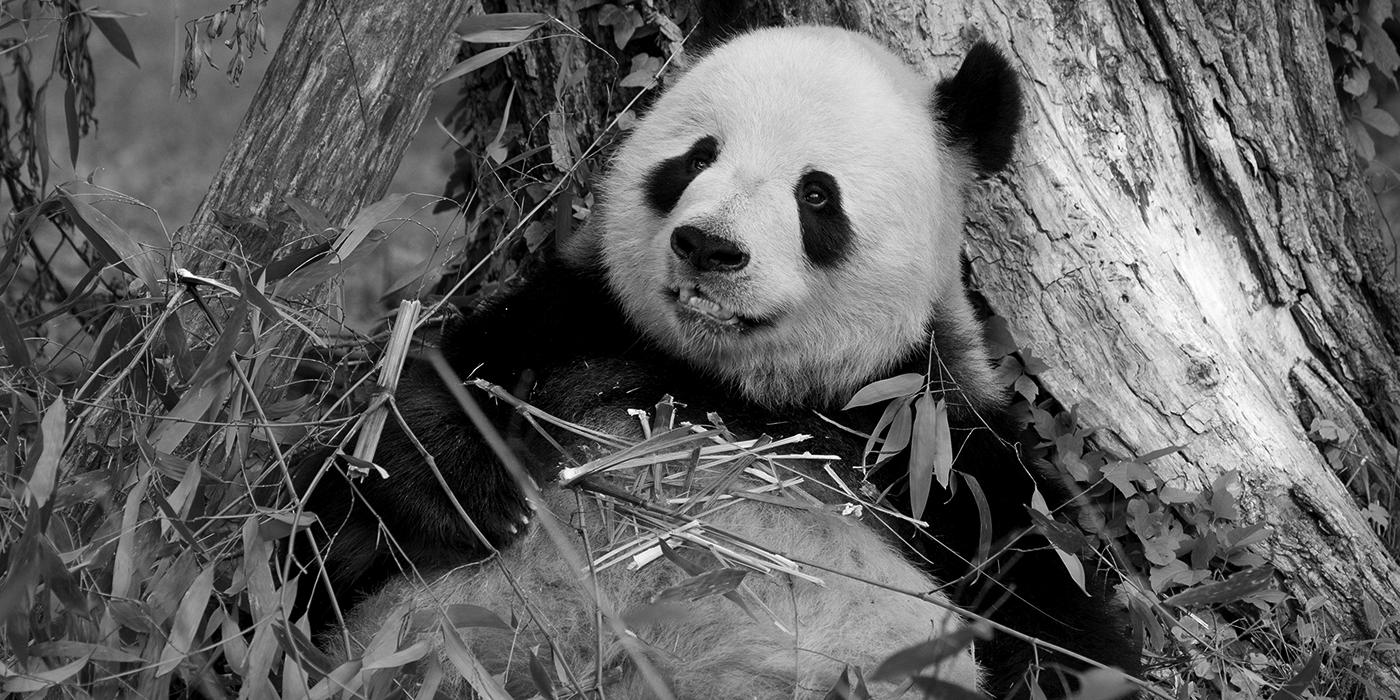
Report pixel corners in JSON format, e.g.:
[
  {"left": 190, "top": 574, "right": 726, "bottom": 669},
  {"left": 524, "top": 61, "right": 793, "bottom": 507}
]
[{"left": 583, "top": 27, "right": 1022, "bottom": 410}]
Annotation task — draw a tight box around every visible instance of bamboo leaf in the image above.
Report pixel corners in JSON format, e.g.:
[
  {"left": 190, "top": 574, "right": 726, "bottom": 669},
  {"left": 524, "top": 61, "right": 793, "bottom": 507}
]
[
  {"left": 1029, "top": 488, "right": 1089, "bottom": 595},
  {"left": 34, "top": 86, "right": 49, "bottom": 186},
  {"left": 275, "top": 234, "right": 386, "bottom": 298},
  {"left": 111, "top": 466, "right": 148, "bottom": 599},
  {"left": 156, "top": 564, "right": 215, "bottom": 675},
  {"left": 650, "top": 568, "right": 748, "bottom": 604},
  {"left": 907, "top": 394, "right": 952, "bottom": 521},
  {"left": 60, "top": 189, "right": 162, "bottom": 293},
  {"left": 91, "top": 15, "right": 139, "bottom": 66},
  {"left": 28, "top": 641, "right": 143, "bottom": 663},
  {"left": 1, "top": 653, "right": 92, "bottom": 692},
  {"left": 363, "top": 640, "right": 430, "bottom": 670},
  {"left": 1052, "top": 546, "right": 1088, "bottom": 596},
  {"left": 458, "top": 12, "right": 549, "bottom": 43},
  {"left": 416, "top": 661, "right": 447, "bottom": 699},
  {"left": 959, "top": 473, "right": 993, "bottom": 565},
  {"left": 527, "top": 647, "right": 556, "bottom": 700},
  {"left": 862, "top": 394, "right": 908, "bottom": 463},
  {"left": 822, "top": 666, "right": 872, "bottom": 700},
  {"left": 436, "top": 45, "right": 516, "bottom": 86},
  {"left": 441, "top": 624, "right": 514, "bottom": 700},
  {"left": 233, "top": 270, "right": 284, "bottom": 322},
  {"left": 931, "top": 398, "right": 952, "bottom": 489},
  {"left": 878, "top": 401, "right": 914, "bottom": 462},
  {"left": 283, "top": 195, "right": 332, "bottom": 236},
  {"left": 151, "top": 374, "right": 228, "bottom": 454},
  {"left": 282, "top": 645, "right": 311, "bottom": 699},
  {"left": 908, "top": 392, "right": 937, "bottom": 521},
  {"left": 0, "top": 304, "right": 31, "bottom": 367},
  {"left": 332, "top": 193, "right": 408, "bottom": 261},
  {"left": 162, "top": 313, "right": 195, "bottom": 382},
  {"left": 26, "top": 397, "right": 65, "bottom": 507},
  {"left": 1026, "top": 501, "right": 1090, "bottom": 555},
  {"left": 64, "top": 81, "right": 80, "bottom": 168},
  {"left": 189, "top": 299, "right": 248, "bottom": 387},
  {"left": 258, "top": 241, "right": 331, "bottom": 283},
  {"left": 843, "top": 372, "right": 922, "bottom": 409},
  {"left": 869, "top": 624, "right": 985, "bottom": 682},
  {"left": 272, "top": 619, "right": 337, "bottom": 675},
  {"left": 1270, "top": 651, "right": 1323, "bottom": 700},
  {"left": 409, "top": 603, "right": 511, "bottom": 633},
  {"left": 1163, "top": 566, "right": 1276, "bottom": 608},
  {"left": 306, "top": 660, "right": 364, "bottom": 700},
  {"left": 87, "top": 9, "right": 144, "bottom": 18}
]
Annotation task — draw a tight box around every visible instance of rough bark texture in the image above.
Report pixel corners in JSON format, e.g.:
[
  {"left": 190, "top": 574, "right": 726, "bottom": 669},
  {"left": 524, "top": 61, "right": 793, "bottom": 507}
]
[
  {"left": 485, "top": 0, "right": 1400, "bottom": 691},
  {"left": 948, "top": 0, "right": 1400, "bottom": 686},
  {"left": 179, "top": 0, "right": 470, "bottom": 273}
]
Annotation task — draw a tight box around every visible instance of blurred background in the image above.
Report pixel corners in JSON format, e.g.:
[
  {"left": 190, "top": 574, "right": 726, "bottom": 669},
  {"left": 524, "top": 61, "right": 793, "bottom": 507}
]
[{"left": 4, "top": 0, "right": 458, "bottom": 339}]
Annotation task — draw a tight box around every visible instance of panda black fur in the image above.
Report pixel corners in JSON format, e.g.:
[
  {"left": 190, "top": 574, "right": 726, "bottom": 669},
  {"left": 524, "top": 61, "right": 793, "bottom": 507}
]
[{"left": 294, "top": 26, "right": 1139, "bottom": 699}]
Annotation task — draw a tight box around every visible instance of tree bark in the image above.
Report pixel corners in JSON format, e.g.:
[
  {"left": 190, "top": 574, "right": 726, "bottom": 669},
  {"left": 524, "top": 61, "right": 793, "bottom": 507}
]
[
  {"left": 950, "top": 0, "right": 1400, "bottom": 689},
  {"left": 481, "top": 0, "right": 1400, "bottom": 692},
  {"left": 179, "top": 0, "right": 470, "bottom": 279}
]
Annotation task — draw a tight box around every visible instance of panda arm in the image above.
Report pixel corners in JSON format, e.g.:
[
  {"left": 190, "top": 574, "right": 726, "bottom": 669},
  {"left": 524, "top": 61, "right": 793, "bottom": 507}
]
[{"left": 293, "top": 260, "right": 641, "bottom": 606}]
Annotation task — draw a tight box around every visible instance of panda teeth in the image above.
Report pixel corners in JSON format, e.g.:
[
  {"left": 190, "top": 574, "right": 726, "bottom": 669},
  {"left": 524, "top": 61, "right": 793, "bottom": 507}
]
[{"left": 678, "top": 285, "right": 738, "bottom": 323}]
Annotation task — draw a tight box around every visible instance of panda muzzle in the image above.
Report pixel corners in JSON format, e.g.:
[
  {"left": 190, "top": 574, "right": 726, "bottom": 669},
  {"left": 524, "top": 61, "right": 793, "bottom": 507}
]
[{"left": 676, "top": 283, "right": 739, "bottom": 324}]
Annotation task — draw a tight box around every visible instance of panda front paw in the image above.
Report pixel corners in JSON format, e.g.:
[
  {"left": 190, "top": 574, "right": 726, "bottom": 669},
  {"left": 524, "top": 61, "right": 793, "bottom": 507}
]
[
  {"left": 505, "top": 509, "right": 532, "bottom": 536},
  {"left": 461, "top": 491, "right": 538, "bottom": 552}
]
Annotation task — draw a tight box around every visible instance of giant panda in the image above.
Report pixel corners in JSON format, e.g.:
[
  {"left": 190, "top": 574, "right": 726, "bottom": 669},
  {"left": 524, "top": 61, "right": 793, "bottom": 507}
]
[{"left": 292, "top": 24, "right": 1140, "bottom": 700}]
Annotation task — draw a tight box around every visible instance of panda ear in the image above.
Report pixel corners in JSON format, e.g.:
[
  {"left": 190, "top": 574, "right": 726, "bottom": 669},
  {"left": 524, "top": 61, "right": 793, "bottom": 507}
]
[
  {"left": 932, "top": 40, "right": 1023, "bottom": 174},
  {"left": 688, "top": 0, "right": 754, "bottom": 53}
]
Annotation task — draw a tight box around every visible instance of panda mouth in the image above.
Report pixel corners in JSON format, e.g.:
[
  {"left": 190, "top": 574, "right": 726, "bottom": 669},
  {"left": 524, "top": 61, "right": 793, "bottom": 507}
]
[{"left": 670, "top": 284, "right": 759, "bottom": 330}]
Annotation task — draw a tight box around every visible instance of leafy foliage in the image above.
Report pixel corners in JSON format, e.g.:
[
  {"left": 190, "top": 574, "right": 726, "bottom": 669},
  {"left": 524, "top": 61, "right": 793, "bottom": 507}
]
[
  {"left": 177, "top": 0, "right": 271, "bottom": 99},
  {"left": 0, "top": 181, "right": 424, "bottom": 696},
  {"left": 1322, "top": 0, "right": 1400, "bottom": 284},
  {"left": 977, "top": 318, "right": 1388, "bottom": 698},
  {"left": 1323, "top": 0, "right": 1400, "bottom": 160}
]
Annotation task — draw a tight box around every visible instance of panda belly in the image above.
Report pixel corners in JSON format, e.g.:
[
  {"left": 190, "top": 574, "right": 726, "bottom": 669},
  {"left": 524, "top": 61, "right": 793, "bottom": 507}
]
[{"left": 338, "top": 481, "right": 980, "bottom": 699}]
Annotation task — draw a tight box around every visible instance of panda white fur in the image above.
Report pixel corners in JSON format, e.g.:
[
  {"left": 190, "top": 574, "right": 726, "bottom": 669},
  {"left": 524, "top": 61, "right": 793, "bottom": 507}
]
[{"left": 294, "top": 25, "right": 1138, "bottom": 700}]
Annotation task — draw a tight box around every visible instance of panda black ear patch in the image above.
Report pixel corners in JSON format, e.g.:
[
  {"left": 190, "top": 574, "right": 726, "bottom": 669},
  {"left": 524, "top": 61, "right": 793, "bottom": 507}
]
[
  {"left": 932, "top": 40, "right": 1023, "bottom": 174},
  {"left": 689, "top": 0, "right": 754, "bottom": 52}
]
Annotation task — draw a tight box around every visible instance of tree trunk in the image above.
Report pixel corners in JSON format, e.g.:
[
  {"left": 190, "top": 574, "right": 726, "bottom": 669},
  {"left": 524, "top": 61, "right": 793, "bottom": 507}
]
[
  {"left": 481, "top": 0, "right": 1400, "bottom": 692},
  {"left": 163, "top": 0, "right": 470, "bottom": 422},
  {"left": 179, "top": 0, "right": 469, "bottom": 290},
  {"left": 954, "top": 0, "right": 1400, "bottom": 690}
]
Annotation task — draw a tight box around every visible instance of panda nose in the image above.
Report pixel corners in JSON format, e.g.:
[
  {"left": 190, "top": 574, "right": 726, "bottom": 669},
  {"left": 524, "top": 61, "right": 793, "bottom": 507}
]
[{"left": 670, "top": 226, "right": 750, "bottom": 272}]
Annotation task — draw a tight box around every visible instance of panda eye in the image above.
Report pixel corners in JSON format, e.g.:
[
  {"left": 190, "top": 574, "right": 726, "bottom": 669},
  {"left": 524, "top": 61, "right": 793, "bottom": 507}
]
[
  {"left": 685, "top": 139, "right": 718, "bottom": 174},
  {"left": 801, "top": 182, "right": 829, "bottom": 208}
]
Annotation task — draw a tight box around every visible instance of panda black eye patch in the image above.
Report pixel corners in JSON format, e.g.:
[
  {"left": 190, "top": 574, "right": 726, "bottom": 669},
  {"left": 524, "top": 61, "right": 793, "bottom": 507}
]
[
  {"left": 645, "top": 136, "right": 719, "bottom": 214},
  {"left": 795, "top": 170, "right": 852, "bottom": 267}
]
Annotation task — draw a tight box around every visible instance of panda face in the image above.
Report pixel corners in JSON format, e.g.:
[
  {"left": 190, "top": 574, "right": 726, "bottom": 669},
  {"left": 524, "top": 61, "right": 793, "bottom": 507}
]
[{"left": 591, "top": 27, "right": 1001, "bottom": 409}]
